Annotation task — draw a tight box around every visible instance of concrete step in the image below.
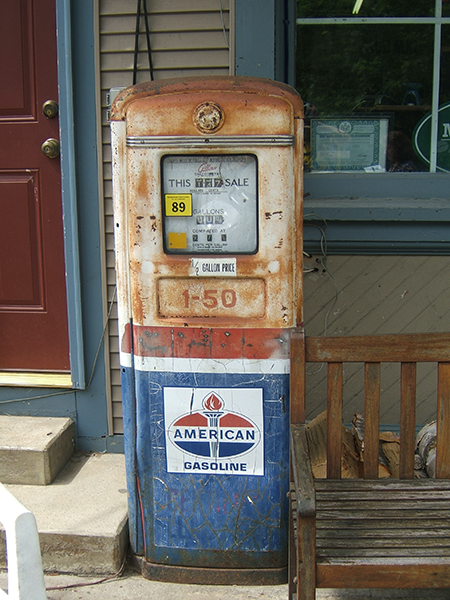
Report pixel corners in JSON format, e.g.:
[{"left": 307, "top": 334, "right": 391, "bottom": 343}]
[
  {"left": 0, "top": 415, "right": 75, "bottom": 485},
  {"left": 1, "top": 452, "right": 129, "bottom": 575}
]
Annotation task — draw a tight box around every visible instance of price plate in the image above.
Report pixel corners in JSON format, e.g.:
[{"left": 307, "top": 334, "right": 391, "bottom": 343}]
[{"left": 157, "top": 278, "right": 266, "bottom": 319}]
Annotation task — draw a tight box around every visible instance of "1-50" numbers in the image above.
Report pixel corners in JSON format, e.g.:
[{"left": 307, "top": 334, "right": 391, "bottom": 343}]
[{"left": 182, "top": 289, "right": 237, "bottom": 309}]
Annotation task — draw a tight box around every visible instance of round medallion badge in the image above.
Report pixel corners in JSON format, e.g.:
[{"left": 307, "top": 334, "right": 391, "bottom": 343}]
[{"left": 193, "top": 101, "right": 224, "bottom": 134}]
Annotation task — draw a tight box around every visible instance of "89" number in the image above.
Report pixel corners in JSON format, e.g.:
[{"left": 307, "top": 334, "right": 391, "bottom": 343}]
[{"left": 171, "top": 201, "right": 185, "bottom": 213}]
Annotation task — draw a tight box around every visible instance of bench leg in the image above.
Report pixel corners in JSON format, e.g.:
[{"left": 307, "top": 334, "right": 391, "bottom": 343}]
[
  {"left": 297, "top": 515, "right": 316, "bottom": 600},
  {"left": 288, "top": 497, "right": 297, "bottom": 600}
]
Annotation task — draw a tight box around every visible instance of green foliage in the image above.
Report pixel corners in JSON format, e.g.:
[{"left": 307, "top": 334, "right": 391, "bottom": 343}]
[
  {"left": 296, "top": 24, "right": 434, "bottom": 119},
  {"left": 297, "top": 0, "right": 434, "bottom": 19}
]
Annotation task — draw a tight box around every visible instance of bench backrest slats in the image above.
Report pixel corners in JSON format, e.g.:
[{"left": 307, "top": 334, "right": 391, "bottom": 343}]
[
  {"left": 327, "top": 362, "right": 343, "bottom": 479},
  {"left": 400, "top": 362, "right": 417, "bottom": 479},
  {"left": 364, "top": 363, "right": 381, "bottom": 479},
  {"left": 294, "top": 331, "right": 450, "bottom": 481},
  {"left": 437, "top": 362, "right": 450, "bottom": 478}
]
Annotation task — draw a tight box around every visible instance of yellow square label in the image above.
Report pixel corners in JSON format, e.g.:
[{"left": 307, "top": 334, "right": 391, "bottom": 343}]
[
  {"left": 165, "top": 194, "right": 192, "bottom": 216},
  {"left": 168, "top": 232, "right": 187, "bottom": 249}
]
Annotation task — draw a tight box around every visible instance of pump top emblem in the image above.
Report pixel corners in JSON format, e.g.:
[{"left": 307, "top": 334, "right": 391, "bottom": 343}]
[{"left": 193, "top": 101, "right": 224, "bottom": 134}]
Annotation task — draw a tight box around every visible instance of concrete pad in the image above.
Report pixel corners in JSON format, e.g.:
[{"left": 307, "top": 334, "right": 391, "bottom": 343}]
[
  {"left": 0, "top": 416, "right": 75, "bottom": 485},
  {"left": 1, "top": 452, "right": 128, "bottom": 575}
]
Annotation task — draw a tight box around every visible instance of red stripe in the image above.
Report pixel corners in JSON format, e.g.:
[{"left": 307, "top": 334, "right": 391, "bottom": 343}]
[
  {"left": 220, "top": 413, "right": 253, "bottom": 427},
  {"left": 176, "top": 414, "right": 208, "bottom": 426},
  {"left": 121, "top": 324, "right": 289, "bottom": 360}
]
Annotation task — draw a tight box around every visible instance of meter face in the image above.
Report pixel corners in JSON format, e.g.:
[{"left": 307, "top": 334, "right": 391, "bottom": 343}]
[{"left": 161, "top": 154, "right": 258, "bottom": 254}]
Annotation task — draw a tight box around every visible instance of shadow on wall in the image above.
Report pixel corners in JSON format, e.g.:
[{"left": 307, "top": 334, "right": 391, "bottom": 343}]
[{"left": 302, "top": 254, "right": 450, "bottom": 424}]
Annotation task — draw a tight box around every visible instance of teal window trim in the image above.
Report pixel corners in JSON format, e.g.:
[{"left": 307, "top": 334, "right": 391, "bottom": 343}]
[
  {"left": 56, "top": 0, "right": 85, "bottom": 389},
  {"left": 235, "top": 0, "right": 296, "bottom": 85},
  {"left": 235, "top": 0, "right": 277, "bottom": 78},
  {"left": 304, "top": 173, "right": 450, "bottom": 255}
]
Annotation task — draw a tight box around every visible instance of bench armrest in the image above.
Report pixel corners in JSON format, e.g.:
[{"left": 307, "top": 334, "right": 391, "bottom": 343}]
[{"left": 290, "top": 423, "right": 316, "bottom": 517}]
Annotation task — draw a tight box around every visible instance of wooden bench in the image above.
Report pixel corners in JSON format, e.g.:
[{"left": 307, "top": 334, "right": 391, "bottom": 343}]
[{"left": 289, "top": 330, "right": 450, "bottom": 600}]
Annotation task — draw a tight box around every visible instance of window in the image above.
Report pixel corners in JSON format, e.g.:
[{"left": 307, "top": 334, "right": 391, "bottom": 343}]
[{"left": 296, "top": 0, "right": 450, "bottom": 173}]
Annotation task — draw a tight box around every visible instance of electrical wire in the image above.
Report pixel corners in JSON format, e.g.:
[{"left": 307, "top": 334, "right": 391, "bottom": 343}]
[
  {"left": 304, "top": 213, "right": 339, "bottom": 333},
  {"left": 45, "top": 545, "right": 128, "bottom": 591},
  {"left": 303, "top": 214, "right": 340, "bottom": 375},
  {"left": 133, "top": 0, "right": 154, "bottom": 84},
  {"left": 136, "top": 474, "right": 147, "bottom": 554},
  {"left": 86, "top": 285, "right": 117, "bottom": 390},
  {"left": 218, "top": 0, "right": 230, "bottom": 49}
]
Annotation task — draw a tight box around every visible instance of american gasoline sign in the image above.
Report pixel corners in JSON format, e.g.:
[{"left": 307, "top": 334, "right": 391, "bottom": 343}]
[{"left": 164, "top": 387, "right": 264, "bottom": 475}]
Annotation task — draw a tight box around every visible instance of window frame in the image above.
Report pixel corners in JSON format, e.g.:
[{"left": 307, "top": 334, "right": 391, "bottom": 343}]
[
  {"left": 296, "top": 10, "right": 450, "bottom": 173},
  {"left": 296, "top": 3, "right": 450, "bottom": 254}
]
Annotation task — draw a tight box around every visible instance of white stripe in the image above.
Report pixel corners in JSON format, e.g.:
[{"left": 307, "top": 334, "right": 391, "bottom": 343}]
[{"left": 120, "top": 352, "right": 289, "bottom": 374}]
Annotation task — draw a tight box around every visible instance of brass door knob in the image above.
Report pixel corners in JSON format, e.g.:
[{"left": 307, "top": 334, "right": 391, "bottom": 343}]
[
  {"left": 41, "top": 138, "right": 60, "bottom": 158},
  {"left": 42, "top": 100, "right": 59, "bottom": 118}
]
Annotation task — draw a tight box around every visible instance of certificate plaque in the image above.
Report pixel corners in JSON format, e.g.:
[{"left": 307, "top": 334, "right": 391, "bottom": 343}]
[{"left": 311, "top": 118, "right": 389, "bottom": 172}]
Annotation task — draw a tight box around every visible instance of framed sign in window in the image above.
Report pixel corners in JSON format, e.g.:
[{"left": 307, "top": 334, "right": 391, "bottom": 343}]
[{"left": 310, "top": 117, "right": 389, "bottom": 172}]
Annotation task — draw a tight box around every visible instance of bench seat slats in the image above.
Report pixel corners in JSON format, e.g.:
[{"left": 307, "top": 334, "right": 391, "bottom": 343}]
[
  {"left": 316, "top": 486, "right": 450, "bottom": 498},
  {"left": 317, "top": 529, "right": 450, "bottom": 541},
  {"left": 318, "top": 510, "right": 449, "bottom": 521},
  {"left": 316, "top": 563, "right": 450, "bottom": 589},
  {"left": 317, "top": 550, "right": 450, "bottom": 558},
  {"left": 317, "top": 500, "right": 450, "bottom": 510},
  {"left": 317, "top": 520, "right": 450, "bottom": 530},
  {"left": 317, "top": 548, "right": 450, "bottom": 558},
  {"left": 317, "top": 543, "right": 450, "bottom": 554},
  {"left": 316, "top": 535, "right": 450, "bottom": 549},
  {"left": 317, "top": 557, "right": 450, "bottom": 565},
  {"left": 317, "top": 493, "right": 450, "bottom": 503},
  {"left": 314, "top": 480, "right": 450, "bottom": 491},
  {"left": 319, "top": 512, "right": 450, "bottom": 522}
]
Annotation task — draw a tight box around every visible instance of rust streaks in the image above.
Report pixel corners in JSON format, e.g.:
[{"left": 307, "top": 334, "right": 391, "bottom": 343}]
[{"left": 265, "top": 211, "right": 283, "bottom": 220}]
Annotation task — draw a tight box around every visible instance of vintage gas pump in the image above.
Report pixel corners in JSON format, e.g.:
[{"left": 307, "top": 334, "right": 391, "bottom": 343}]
[{"left": 111, "top": 76, "right": 303, "bottom": 584}]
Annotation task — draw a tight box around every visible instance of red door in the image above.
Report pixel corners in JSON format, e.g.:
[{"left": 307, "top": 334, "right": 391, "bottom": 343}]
[{"left": 0, "top": 0, "right": 70, "bottom": 374}]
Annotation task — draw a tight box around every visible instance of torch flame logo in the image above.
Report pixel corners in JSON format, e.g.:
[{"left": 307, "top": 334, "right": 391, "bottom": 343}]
[{"left": 203, "top": 393, "right": 223, "bottom": 412}]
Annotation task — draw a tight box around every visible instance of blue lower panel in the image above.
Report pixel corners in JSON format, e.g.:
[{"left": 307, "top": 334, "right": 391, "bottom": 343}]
[{"left": 122, "top": 367, "right": 290, "bottom": 569}]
